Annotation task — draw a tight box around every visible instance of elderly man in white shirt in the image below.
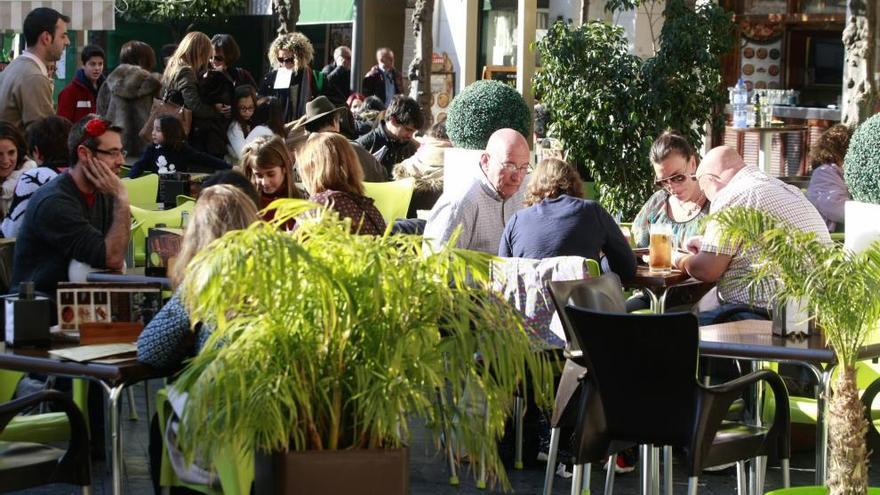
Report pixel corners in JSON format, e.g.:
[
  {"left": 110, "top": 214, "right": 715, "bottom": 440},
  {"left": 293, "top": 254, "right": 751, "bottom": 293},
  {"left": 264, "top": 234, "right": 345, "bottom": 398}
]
[{"left": 423, "top": 128, "right": 530, "bottom": 254}]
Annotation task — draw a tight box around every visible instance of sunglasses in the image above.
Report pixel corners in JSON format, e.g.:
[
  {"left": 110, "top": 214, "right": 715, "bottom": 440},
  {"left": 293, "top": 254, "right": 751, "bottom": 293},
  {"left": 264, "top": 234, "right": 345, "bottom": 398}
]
[
  {"left": 277, "top": 56, "right": 295, "bottom": 64},
  {"left": 211, "top": 55, "right": 225, "bottom": 62},
  {"left": 654, "top": 172, "right": 695, "bottom": 189}
]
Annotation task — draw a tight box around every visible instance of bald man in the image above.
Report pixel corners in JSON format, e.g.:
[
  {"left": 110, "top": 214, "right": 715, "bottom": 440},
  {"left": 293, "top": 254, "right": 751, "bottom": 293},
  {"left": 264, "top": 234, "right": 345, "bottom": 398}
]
[
  {"left": 423, "top": 129, "right": 530, "bottom": 253},
  {"left": 673, "top": 146, "right": 830, "bottom": 324}
]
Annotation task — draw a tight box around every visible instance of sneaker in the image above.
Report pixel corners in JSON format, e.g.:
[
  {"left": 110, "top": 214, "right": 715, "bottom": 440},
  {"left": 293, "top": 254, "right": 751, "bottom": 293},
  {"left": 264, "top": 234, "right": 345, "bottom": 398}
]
[
  {"left": 603, "top": 455, "right": 636, "bottom": 474},
  {"left": 556, "top": 462, "right": 574, "bottom": 478}
]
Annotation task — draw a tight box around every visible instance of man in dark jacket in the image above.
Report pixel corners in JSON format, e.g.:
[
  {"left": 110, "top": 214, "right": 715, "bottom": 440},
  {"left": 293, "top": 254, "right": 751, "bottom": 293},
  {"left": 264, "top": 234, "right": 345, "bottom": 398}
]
[
  {"left": 321, "top": 46, "right": 352, "bottom": 106},
  {"left": 356, "top": 95, "right": 423, "bottom": 178},
  {"left": 361, "top": 47, "right": 403, "bottom": 107}
]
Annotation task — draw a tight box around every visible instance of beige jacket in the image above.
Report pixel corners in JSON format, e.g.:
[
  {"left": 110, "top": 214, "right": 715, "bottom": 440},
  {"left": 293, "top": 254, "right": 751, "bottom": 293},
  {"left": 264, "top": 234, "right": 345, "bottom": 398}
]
[{"left": 0, "top": 55, "right": 54, "bottom": 130}]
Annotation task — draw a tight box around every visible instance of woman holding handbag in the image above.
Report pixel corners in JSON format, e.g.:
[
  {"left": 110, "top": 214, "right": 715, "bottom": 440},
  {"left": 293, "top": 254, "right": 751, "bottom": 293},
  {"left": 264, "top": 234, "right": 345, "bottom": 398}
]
[{"left": 158, "top": 32, "right": 222, "bottom": 147}]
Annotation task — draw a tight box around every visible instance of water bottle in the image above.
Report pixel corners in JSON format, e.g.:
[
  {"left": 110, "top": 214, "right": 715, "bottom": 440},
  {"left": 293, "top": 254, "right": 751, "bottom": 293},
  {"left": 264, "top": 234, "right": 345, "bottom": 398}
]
[{"left": 732, "top": 78, "right": 749, "bottom": 128}]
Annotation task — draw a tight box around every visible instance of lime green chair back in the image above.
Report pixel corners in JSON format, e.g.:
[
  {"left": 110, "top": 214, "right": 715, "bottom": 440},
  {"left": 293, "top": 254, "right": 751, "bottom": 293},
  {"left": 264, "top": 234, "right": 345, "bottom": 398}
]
[
  {"left": 122, "top": 174, "right": 159, "bottom": 208},
  {"left": 130, "top": 202, "right": 194, "bottom": 266},
  {"left": 830, "top": 232, "right": 845, "bottom": 244},
  {"left": 118, "top": 165, "right": 132, "bottom": 178},
  {"left": 0, "top": 369, "right": 89, "bottom": 443},
  {"left": 362, "top": 178, "right": 416, "bottom": 225},
  {"left": 586, "top": 258, "right": 601, "bottom": 278},
  {"left": 618, "top": 221, "right": 636, "bottom": 249},
  {"left": 176, "top": 195, "right": 196, "bottom": 207},
  {"left": 156, "top": 388, "right": 253, "bottom": 495}
]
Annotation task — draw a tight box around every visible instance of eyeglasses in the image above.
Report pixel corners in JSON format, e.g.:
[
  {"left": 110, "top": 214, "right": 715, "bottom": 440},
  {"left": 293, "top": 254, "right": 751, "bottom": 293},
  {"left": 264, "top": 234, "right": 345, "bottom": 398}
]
[
  {"left": 499, "top": 161, "right": 530, "bottom": 175},
  {"left": 277, "top": 57, "right": 295, "bottom": 64},
  {"left": 654, "top": 172, "right": 695, "bottom": 189},
  {"left": 238, "top": 105, "right": 255, "bottom": 112},
  {"left": 92, "top": 148, "right": 127, "bottom": 159},
  {"left": 211, "top": 55, "right": 225, "bottom": 62}
]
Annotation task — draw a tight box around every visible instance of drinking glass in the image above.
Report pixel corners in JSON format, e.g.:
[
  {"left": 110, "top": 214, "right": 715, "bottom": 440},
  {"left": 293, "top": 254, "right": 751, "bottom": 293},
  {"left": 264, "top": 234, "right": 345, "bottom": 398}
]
[{"left": 649, "top": 223, "right": 673, "bottom": 274}]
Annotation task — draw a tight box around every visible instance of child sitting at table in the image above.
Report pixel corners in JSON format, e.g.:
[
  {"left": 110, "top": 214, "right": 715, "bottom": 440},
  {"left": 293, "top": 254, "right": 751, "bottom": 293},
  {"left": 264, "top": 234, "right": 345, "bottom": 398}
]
[
  {"left": 241, "top": 135, "right": 304, "bottom": 223},
  {"left": 128, "top": 115, "right": 231, "bottom": 178}
]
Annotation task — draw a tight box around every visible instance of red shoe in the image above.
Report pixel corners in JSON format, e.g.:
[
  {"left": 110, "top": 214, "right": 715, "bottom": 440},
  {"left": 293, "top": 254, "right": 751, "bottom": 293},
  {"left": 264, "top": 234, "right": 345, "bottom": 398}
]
[{"left": 603, "top": 455, "right": 635, "bottom": 474}]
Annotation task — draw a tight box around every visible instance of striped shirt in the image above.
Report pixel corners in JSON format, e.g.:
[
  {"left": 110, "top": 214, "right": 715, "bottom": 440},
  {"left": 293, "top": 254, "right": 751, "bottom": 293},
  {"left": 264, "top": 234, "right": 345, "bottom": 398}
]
[
  {"left": 701, "top": 165, "right": 831, "bottom": 306},
  {"left": 423, "top": 172, "right": 526, "bottom": 254}
]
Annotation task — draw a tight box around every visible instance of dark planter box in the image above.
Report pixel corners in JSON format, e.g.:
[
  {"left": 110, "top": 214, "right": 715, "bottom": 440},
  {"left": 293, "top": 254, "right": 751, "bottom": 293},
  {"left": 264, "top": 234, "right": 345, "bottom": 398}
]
[{"left": 254, "top": 447, "right": 408, "bottom": 495}]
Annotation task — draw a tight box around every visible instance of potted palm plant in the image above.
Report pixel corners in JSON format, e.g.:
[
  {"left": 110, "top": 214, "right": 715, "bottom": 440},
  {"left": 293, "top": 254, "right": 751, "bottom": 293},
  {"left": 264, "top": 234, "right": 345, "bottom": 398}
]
[
  {"left": 170, "top": 199, "right": 553, "bottom": 493},
  {"left": 713, "top": 206, "right": 880, "bottom": 495}
]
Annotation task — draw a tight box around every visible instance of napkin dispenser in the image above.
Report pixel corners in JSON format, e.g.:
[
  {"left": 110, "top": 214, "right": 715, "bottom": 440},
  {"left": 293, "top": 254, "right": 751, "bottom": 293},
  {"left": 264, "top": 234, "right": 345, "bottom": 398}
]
[
  {"left": 3, "top": 282, "right": 52, "bottom": 346},
  {"left": 772, "top": 297, "right": 815, "bottom": 337}
]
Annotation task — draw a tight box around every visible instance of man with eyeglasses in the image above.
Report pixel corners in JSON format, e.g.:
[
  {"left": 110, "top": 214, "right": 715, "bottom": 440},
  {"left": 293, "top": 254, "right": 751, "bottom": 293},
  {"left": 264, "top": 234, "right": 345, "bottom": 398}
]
[
  {"left": 12, "top": 115, "right": 130, "bottom": 296},
  {"left": 672, "top": 146, "right": 830, "bottom": 325},
  {"left": 423, "top": 128, "right": 530, "bottom": 254}
]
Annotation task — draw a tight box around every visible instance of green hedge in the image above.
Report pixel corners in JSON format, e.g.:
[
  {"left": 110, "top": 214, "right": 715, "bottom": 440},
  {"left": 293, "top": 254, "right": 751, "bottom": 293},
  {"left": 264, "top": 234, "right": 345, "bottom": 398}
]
[
  {"left": 844, "top": 113, "right": 880, "bottom": 204},
  {"left": 445, "top": 80, "right": 530, "bottom": 150}
]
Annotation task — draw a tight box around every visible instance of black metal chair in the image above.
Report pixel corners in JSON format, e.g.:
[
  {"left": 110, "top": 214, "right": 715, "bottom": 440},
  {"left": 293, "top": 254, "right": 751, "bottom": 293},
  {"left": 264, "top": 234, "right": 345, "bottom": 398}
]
[
  {"left": 0, "top": 389, "right": 92, "bottom": 494},
  {"left": 543, "top": 273, "right": 634, "bottom": 495},
  {"left": 563, "top": 307, "right": 791, "bottom": 495},
  {"left": 860, "top": 376, "right": 880, "bottom": 453}
]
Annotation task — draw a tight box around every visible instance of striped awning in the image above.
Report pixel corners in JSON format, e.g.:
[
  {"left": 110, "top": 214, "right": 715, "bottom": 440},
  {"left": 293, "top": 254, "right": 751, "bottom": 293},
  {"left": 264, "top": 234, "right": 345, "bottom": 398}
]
[
  {"left": 0, "top": 0, "right": 116, "bottom": 31},
  {"left": 248, "top": 0, "right": 354, "bottom": 24}
]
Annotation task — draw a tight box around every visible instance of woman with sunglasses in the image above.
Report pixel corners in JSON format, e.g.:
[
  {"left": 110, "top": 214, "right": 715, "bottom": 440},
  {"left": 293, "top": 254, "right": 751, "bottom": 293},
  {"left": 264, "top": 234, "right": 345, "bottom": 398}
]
[
  {"left": 258, "top": 32, "right": 321, "bottom": 124},
  {"left": 631, "top": 130, "right": 709, "bottom": 249}
]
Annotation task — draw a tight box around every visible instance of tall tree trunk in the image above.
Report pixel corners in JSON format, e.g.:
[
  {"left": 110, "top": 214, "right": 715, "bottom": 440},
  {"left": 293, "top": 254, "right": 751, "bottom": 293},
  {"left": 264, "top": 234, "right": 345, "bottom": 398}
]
[
  {"left": 408, "top": 0, "right": 435, "bottom": 130},
  {"left": 580, "top": 0, "right": 590, "bottom": 25},
  {"left": 842, "top": 0, "right": 877, "bottom": 126},
  {"left": 827, "top": 367, "right": 869, "bottom": 495},
  {"left": 274, "top": 0, "right": 300, "bottom": 35}
]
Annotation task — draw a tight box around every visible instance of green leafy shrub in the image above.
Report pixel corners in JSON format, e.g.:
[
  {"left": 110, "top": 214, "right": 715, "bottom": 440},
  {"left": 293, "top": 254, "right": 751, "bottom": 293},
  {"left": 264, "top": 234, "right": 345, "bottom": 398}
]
[
  {"left": 174, "top": 200, "right": 553, "bottom": 490},
  {"left": 445, "top": 80, "right": 531, "bottom": 150},
  {"left": 844, "top": 113, "right": 880, "bottom": 204},
  {"left": 534, "top": 0, "right": 733, "bottom": 219}
]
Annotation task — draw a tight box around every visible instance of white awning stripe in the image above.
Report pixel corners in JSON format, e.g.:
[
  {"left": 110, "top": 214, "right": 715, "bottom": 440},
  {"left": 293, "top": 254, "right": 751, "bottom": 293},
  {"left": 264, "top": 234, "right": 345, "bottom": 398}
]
[{"left": 0, "top": 0, "right": 115, "bottom": 31}]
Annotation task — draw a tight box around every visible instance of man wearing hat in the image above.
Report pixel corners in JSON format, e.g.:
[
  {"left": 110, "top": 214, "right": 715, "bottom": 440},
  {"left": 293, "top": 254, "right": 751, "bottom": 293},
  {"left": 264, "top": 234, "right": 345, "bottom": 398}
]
[{"left": 296, "top": 96, "right": 386, "bottom": 182}]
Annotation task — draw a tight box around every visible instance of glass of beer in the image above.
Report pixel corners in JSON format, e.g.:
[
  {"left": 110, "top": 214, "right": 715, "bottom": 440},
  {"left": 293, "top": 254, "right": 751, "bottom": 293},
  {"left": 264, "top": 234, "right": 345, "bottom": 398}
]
[{"left": 649, "top": 223, "right": 673, "bottom": 274}]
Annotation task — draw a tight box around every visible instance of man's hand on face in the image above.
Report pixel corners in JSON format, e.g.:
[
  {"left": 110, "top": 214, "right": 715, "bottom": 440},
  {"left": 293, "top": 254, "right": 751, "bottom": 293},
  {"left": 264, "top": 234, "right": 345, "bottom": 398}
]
[{"left": 82, "top": 156, "right": 127, "bottom": 200}]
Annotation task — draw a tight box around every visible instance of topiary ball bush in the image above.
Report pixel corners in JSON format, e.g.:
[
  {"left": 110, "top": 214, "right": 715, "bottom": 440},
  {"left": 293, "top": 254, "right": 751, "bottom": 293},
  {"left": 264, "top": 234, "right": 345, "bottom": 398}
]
[
  {"left": 844, "top": 113, "right": 880, "bottom": 204},
  {"left": 445, "top": 80, "right": 531, "bottom": 150}
]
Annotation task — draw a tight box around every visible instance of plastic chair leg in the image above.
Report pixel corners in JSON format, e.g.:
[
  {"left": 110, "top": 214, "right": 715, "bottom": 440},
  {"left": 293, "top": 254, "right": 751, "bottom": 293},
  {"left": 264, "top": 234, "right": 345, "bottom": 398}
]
[
  {"left": 781, "top": 458, "right": 790, "bottom": 488},
  {"left": 542, "top": 427, "right": 560, "bottom": 495},
  {"left": 604, "top": 455, "right": 616, "bottom": 495},
  {"left": 144, "top": 381, "right": 152, "bottom": 421},
  {"left": 571, "top": 464, "right": 584, "bottom": 495},
  {"left": 687, "top": 476, "right": 699, "bottom": 495},
  {"left": 514, "top": 395, "right": 525, "bottom": 469},
  {"left": 664, "top": 445, "right": 673, "bottom": 495},
  {"left": 736, "top": 460, "right": 748, "bottom": 495}
]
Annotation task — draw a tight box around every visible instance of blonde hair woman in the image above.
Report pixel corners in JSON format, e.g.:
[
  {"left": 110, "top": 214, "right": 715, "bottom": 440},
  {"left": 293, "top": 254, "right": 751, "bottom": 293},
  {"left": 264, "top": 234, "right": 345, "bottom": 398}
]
[
  {"left": 161, "top": 32, "right": 225, "bottom": 153},
  {"left": 138, "top": 184, "right": 258, "bottom": 369},
  {"left": 241, "top": 135, "right": 303, "bottom": 222},
  {"left": 498, "top": 158, "right": 635, "bottom": 280},
  {"left": 298, "top": 133, "right": 386, "bottom": 235},
  {"left": 258, "top": 32, "right": 319, "bottom": 123}
]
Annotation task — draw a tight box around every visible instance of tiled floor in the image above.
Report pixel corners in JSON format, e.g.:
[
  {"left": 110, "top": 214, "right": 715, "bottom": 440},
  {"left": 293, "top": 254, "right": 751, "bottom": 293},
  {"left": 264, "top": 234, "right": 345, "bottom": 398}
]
[{"left": 11, "top": 381, "right": 880, "bottom": 494}]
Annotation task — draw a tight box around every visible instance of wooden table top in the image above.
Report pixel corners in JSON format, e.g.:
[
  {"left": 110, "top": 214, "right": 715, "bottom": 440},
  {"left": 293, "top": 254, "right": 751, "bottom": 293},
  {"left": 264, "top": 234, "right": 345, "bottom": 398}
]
[
  {"left": 626, "top": 265, "right": 693, "bottom": 290},
  {"left": 0, "top": 338, "right": 162, "bottom": 387},
  {"left": 699, "top": 319, "right": 880, "bottom": 365}
]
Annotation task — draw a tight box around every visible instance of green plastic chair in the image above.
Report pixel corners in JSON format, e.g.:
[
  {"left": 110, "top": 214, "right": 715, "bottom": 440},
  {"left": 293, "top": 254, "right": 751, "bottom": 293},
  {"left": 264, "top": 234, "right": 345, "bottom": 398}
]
[
  {"left": 762, "top": 360, "right": 880, "bottom": 426},
  {"left": 118, "top": 165, "right": 132, "bottom": 178},
  {"left": 830, "top": 232, "right": 845, "bottom": 244},
  {"left": 176, "top": 195, "right": 196, "bottom": 207},
  {"left": 586, "top": 258, "right": 600, "bottom": 278},
  {"left": 156, "top": 388, "right": 253, "bottom": 495},
  {"left": 0, "top": 369, "right": 89, "bottom": 443},
  {"left": 122, "top": 174, "right": 159, "bottom": 208},
  {"left": 130, "top": 202, "right": 194, "bottom": 266},
  {"left": 362, "top": 178, "right": 416, "bottom": 225}
]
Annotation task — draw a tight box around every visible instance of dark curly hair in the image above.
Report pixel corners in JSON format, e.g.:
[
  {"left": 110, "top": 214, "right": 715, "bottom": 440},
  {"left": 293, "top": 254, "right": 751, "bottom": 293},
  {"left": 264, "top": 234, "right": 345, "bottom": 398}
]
[{"left": 809, "top": 124, "right": 852, "bottom": 170}]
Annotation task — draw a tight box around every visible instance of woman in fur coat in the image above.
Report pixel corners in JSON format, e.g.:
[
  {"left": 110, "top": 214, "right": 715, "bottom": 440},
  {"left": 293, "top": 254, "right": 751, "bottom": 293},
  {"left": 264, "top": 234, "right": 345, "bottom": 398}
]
[{"left": 96, "top": 41, "right": 161, "bottom": 157}]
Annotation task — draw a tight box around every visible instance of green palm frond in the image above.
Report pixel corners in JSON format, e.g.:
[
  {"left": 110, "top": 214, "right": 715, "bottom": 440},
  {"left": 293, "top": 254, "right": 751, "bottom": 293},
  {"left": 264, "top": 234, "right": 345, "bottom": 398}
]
[
  {"left": 173, "top": 200, "right": 553, "bottom": 490},
  {"left": 712, "top": 207, "right": 880, "bottom": 367}
]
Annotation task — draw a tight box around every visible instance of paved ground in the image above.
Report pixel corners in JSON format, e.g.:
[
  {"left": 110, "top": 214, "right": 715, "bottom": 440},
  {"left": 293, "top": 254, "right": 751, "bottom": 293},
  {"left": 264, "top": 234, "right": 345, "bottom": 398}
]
[{"left": 11, "top": 380, "right": 880, "bottom": 494}]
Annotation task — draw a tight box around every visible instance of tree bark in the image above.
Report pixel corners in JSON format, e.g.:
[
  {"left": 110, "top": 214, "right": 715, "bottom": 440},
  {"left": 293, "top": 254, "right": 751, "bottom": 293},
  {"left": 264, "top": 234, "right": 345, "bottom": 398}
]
[
  {"left": 274, "top": 0, "right": 300, "bottom": 35},
  {"left": 827, "top": 367, "right": 869, "bottom": 495},
  {"left": 408, "top": 0, "right": 435, "bottom": 131},
  {"left": 580, "top": 0, "right": 590, "bottom": 25},
  {"left": 842, "top": 0, "right": 877, "bottom": 126}
]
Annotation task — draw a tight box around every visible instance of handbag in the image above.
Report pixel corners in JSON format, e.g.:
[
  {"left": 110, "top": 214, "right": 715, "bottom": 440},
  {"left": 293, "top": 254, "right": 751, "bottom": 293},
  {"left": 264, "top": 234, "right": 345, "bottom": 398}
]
[{"left": 139, "top": 90, "right": 192, "bottom": 143}]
